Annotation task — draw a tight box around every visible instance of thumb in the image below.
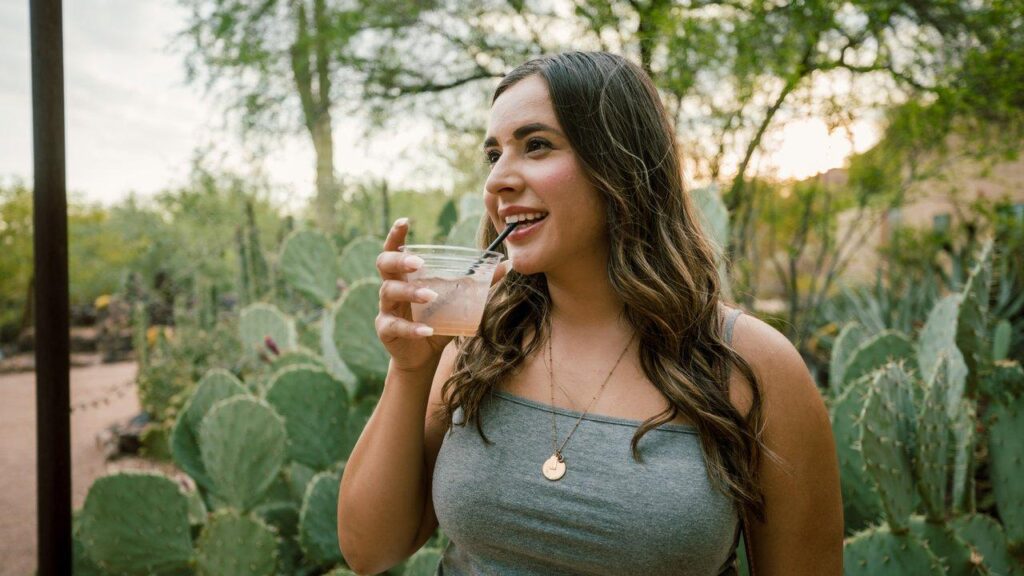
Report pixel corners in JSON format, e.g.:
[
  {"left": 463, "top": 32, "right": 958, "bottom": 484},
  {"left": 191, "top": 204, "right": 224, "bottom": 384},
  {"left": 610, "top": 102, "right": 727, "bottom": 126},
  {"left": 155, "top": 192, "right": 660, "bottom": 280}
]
[{"left": 490, "top": 259, "right": 513, "bottom": 286}]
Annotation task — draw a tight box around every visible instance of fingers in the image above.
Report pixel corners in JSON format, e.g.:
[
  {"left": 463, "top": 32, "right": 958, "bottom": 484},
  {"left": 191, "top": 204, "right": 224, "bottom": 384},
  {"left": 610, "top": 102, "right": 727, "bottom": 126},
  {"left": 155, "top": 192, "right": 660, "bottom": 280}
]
[
  {"left": 378, "top": 280, "right": 438, "bottom": 315},
  {"left": 383, "top": 217, "right": 409, "bottom": 252},
  {"left": 376, "top": 314, "right": 435, "bottom": 341},
  {"left": 377, "top": 217, "right": 424, "bottom": 281}
]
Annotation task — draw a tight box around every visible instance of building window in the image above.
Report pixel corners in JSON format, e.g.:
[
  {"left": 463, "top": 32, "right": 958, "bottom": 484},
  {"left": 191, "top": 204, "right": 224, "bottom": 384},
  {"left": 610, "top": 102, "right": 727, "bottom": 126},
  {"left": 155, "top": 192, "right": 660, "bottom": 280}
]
[{"left": 933, "top": 213, "right": 951, "bottom": 234}]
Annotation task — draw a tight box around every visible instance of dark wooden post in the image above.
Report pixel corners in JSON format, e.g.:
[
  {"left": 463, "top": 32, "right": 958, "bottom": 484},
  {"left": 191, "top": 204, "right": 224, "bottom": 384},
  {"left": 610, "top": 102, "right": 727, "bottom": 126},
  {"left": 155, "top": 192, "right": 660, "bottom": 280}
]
[{"left": 30, "top": 0, "right": 71, "bottom": 573}]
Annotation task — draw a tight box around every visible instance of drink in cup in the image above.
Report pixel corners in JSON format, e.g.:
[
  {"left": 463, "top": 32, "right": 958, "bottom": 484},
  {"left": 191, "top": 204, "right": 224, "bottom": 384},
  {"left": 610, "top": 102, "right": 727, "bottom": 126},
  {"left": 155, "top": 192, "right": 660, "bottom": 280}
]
[{"left": 398, "top": 245, "right": 504, "bottom": 336}]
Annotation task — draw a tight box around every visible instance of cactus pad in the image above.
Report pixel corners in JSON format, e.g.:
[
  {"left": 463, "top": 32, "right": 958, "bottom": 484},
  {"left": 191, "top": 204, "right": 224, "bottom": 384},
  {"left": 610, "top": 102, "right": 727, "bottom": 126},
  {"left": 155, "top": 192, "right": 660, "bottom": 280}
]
[
  {"left": 831, "top": 376, "right": 883, "bottom": 532},
  {"left": 170, "top": 369, "right": 248, "bottom": 491},
  {"left": 199, "top": 396, "right": 288, "bottom": 512},
  {"left": 988, "top": 396, "right": 1024, "bottom": 547},
  {"left": 908, "top": 516, "right": 977, "bottom": 576},
  {"left": 240, "top": 303, "right": 297, "bottom": 358},
  {"left": 330, "top": 278, "right": 389, "bottom": 385},
  {"left": 916, "top": 355, "right": 952, "bottom": 520},
  {"left": 445, "top": 216, "right": 484, "bottom": 248},
  {"left": 338, "top": 235, "right": 383, "bottom": 285},
  {"left": 78, "top": 472, "right": 194, "bottom": 575},
  {"left": 830, "top": 322, "right": 867, "bottom": 395},
  {"left": 402, "top": 547, "right": 443, "bottom": 576},
  {"left": 195, "top": 509, "right": 278, "bottom": 576},
  {"left": 843, "top": 330, "right": 916, "bottom": 390},
  {"left": 279, "top": 228, "right": 340, "bottom": 305},
  {"left": 299, "top": 471, "right": 344, "bottom": 565},
  {"left": 844, "top": 524, "right": 944, "bottom": 575},
  {"left": 950, "top": 514, "right": 1022, "bottom": 576},
  {"left": 265, "top": 365, "right": 350, "bottom": 470},
  {"left": 860, "top": 364, "right": 917, "bottom": 532}
]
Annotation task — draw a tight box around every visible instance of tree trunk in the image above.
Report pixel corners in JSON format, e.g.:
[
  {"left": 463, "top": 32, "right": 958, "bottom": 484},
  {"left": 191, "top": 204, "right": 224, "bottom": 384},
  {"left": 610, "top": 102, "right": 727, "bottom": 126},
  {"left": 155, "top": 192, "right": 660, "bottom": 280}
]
[{"left": 311, "top": 113, "right": 338, "bottom": 233}]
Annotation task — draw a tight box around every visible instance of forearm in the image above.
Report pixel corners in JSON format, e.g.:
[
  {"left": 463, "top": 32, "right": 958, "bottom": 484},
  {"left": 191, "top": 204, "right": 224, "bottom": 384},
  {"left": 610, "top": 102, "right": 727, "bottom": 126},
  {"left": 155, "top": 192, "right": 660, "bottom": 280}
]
[{"left": 338, "top": 358, "right": 439, "bottom": 574}]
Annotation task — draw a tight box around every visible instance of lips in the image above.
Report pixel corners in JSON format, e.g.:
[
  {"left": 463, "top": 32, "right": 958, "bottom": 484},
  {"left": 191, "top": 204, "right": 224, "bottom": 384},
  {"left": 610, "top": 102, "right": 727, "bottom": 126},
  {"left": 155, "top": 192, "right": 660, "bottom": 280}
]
[{"left": 506, "top": 214, "right": 547, "bottom": 242}]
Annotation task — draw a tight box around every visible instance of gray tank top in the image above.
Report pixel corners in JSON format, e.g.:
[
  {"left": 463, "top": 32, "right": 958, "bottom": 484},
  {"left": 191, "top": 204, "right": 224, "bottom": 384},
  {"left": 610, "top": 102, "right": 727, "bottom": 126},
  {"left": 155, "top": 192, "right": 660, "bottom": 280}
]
[{"left": 432, "top": 309, "right": 744, "bottom": 576}]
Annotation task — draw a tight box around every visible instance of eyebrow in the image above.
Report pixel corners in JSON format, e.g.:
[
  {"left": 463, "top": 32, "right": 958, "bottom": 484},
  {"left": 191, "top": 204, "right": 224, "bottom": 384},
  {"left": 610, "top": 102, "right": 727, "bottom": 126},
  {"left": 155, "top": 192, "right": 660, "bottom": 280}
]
[{"left": 482, "top": 122, "right": 563, "bottom": 149}]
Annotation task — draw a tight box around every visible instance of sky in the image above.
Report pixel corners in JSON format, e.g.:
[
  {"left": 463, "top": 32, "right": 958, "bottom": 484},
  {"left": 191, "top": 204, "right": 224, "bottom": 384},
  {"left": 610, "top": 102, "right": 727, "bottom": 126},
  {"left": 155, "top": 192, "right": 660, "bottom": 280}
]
[{"left": 1, "top": 0, "right": 881, "bottom": 213}]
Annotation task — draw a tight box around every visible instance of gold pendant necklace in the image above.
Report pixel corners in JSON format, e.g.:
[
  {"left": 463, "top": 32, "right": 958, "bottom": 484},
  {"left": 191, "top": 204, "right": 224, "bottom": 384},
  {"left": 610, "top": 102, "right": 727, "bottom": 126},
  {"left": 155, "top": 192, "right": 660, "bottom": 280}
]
[{"left": 542, "top": 329, "right": 635, "bottom": 481}]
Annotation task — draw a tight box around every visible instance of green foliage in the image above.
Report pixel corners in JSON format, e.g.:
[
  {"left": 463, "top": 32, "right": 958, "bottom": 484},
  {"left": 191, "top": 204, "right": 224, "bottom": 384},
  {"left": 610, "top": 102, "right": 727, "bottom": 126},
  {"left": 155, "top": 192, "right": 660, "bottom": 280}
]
[
  {"left": 195, "top": 510, "right": 278, "bottom": 576},
  {"left": 170, "top": 369, "right": 249, "bottom": 492},
  {"left": 988, "top": 397, "right": 1024, "bottom": 548},
  {"left": 299, "top": 471, "right": 344, "bottom": 566},
  {"left": 337, "top": 235, "right": 383, "bottom": 286},
  {"left": 137, "top": 318, "right": 244, "bottom": 424},
  {"left": 199, "top": 397, "right": 288, "bottom": 512},
  {"left": 79, "top": 472, "right": 194, "bottom": 575},
  {"left": 844, "top": 525, "right": 944, "bottom": 575},
  {"left": 279, "top": 229, "right": 340, "bottom": 306},
  {"left": 265, "top": 365, "right": 351, "bottom": 471},
  {"left": 329, "top": 278, "right": 389, "bottom": 387}
]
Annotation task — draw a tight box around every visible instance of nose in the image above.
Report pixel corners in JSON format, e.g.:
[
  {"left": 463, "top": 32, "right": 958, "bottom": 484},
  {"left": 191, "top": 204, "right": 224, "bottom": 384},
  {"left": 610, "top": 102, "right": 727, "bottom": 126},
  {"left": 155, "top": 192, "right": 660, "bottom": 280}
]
[{"left": 484, "top": 153, "right": 525, "bottom": 198}]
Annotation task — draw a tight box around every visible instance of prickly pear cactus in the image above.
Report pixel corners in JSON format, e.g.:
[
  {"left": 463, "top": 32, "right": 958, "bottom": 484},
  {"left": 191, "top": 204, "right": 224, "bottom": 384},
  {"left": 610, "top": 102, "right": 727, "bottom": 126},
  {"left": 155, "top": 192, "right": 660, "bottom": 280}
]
[
  {"left": 320, "top": 309, "right": 359, "bottom": 397},
  {"left": 993, "top": 319, "right": 1012, "bottom": 362},
  {"left": 264, "top": 365, "right": 351, "bottom": 470},
  {"left": 330, "top": 278, "right": 389, "bottom": 386},
  {"left": 950, "top": 514, "right": 1023, "bottom": 576},
  {"left": 279, "top": 228, "right": 340, "bottom": 305},
  {"left": 831, "top": 375, "right": 883, "bottom": 532},
  {"left": 916, "top": 355, "right": 952, "bottom": 520},
  {"left": 299, "top": 470, "right": 345, "bottom": 566},
  {"left": 951, "top": 400, "right": 976, "bottom": 514},
  {"left": 324, "top": 567, "right": 359, "bottom": 575},
  {"left": 830, "top": 323, "right": 867, "bottom": 396},
  {"left": 842, "top": 330, "right": 916, "bottom": 393},
  {"left": 338, "top": 235, "right": 383, "bottom": 286},
  {"left": 199, "top": 396, "right": 288, "bottom": 512},
  {"left": 195, "top": 509, "right": 279, "bottom": 576},
  {"left": 253, "top": 501, "right": 300, "bottom": 539},
  {"left": 860, "top": 364, "right": 917, "bottom": 532},
  {"left": 957, "top": 240, "right": 993, "bottom": 386},
  {"left": 919, "top": 294, "right": 970, "bottom": 395},
  {"left": 982, "top": 360, "right": 1024, "bottom": 403},
  {"left": 78, "top": 472, "right": 194, "bottom": 575},
  {"left": 286, "top": 461, "right": 318, "bottom": 502},
  {"left": 170, "top": 369, "right": 248, "bottom": 492},
  {"left": 988, "top": 396, "right": 1024, "bottom": 548},
  {"left": 342, "top": 395, "right": 377, "bottom": 459},
  {"left": 240, "top": 303, "right": 297, "bottom": 359},
  {"left": 907, "top": 516, "right": 977, "bottom": 576},
  {"left": 844, "top": 524, "right": 944, "bottom": 575},
  {"left": 446, "top": 215, "right": 484, "bottom": 248},
  {"left": 402, "top": 547, "right": 444, "bottom": 576}
]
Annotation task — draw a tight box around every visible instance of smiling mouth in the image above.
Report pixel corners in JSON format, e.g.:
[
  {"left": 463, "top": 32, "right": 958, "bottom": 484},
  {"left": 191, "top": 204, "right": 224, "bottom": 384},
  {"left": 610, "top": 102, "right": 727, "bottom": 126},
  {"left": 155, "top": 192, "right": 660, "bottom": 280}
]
[{"left": 503, "top": 214, "right": 548, "bottom": 232}]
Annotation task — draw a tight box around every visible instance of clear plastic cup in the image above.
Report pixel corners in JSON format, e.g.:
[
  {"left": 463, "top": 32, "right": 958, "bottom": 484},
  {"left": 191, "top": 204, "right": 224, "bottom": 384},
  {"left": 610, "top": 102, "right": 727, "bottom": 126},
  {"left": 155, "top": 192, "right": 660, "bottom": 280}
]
[{"left": 398, "top": 244, "right": 504, "bottom": 336}]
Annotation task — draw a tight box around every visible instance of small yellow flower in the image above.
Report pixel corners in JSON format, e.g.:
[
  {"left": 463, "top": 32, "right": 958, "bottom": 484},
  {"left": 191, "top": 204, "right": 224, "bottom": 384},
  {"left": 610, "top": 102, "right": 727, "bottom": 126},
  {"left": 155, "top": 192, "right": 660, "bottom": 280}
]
[{"left": 94, "top": 294, "right": 111, "bottom": 309}]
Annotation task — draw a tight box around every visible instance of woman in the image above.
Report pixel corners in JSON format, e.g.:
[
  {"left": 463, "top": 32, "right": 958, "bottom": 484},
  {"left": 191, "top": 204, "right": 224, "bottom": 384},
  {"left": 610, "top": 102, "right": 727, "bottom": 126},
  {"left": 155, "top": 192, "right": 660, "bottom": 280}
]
[{"left": 338, "top": 51, "right": 842, "bottom": 575}]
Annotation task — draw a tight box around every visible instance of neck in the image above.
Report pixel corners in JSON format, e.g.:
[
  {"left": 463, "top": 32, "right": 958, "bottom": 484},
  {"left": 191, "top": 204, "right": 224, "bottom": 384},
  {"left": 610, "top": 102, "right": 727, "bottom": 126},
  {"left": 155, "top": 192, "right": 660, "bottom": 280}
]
[{"left": 543, "top": 254, "right": 630, "bottom": 338}]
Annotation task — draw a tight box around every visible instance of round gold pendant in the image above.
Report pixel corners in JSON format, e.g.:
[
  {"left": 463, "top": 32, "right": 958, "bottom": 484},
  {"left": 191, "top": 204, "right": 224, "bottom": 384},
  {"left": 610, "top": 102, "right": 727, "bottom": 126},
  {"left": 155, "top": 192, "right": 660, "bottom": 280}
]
[{"left": 543, "top": 453, "right": 566, "bottom": 481}]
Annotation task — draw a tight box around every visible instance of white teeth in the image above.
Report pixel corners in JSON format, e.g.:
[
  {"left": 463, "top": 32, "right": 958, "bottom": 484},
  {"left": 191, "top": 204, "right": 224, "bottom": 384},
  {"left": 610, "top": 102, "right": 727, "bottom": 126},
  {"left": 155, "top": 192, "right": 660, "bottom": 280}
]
[{"left": 504, "top": 212, "right": 546, "bottom": 224}]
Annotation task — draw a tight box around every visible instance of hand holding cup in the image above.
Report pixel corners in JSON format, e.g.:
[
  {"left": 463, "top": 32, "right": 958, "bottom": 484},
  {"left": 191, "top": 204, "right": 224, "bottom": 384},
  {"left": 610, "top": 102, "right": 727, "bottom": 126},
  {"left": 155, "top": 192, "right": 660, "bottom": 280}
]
[{"left": 375, "top": 218, "right": 510, "bottom": 374}]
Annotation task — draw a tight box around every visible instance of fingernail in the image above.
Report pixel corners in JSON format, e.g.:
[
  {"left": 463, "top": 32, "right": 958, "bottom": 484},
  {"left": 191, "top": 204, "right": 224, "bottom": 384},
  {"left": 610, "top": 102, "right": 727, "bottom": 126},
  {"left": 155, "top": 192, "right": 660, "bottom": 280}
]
[
  {"left": 394, "top": 217, "right": 409, "bottom": 228},
  {"left": 415, "top": 288, "right": 439, "bottom": 302},
  {"left": 415, "top": 325, "right": 434, "bottom": 337},
  {"left": 404, "top": 255, "right": 425, "bottom": 270}
]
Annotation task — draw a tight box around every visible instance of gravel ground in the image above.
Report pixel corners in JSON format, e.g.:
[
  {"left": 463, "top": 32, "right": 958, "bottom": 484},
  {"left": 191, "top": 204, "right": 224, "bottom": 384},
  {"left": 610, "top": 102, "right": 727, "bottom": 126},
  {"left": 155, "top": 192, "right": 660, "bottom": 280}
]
[{"left": 0, "top": 360, "right": 157, "bottom": 576}]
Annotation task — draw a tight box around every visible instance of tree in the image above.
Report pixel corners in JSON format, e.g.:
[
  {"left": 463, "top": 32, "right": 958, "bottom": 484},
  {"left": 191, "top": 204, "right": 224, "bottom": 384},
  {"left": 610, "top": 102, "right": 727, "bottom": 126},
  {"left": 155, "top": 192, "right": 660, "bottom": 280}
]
[{"left": 175, "top": 0, "right": 435, "bottom": 233}]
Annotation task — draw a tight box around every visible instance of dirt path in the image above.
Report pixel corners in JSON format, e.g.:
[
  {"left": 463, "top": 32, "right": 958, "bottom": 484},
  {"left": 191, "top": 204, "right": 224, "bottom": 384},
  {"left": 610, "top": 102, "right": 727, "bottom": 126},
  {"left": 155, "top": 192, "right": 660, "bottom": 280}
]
[{"left": 0, "top": 361, "right": 149, "bottom": 576}]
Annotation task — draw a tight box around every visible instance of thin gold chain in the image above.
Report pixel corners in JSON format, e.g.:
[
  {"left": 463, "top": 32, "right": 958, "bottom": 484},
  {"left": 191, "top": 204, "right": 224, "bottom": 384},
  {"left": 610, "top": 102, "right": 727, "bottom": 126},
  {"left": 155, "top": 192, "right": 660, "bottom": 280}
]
[{"left": 547, "top": 329, "right": 636, "bottom": 462}]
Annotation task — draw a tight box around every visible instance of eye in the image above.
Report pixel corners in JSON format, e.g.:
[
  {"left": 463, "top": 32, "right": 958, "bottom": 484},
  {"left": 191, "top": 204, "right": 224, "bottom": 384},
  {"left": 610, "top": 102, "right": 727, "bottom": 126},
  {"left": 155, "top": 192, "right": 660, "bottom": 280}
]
[
  {"left": 484, "top": 149, "right": 501, "bottom": 166},
  {"left": 526, "top": 138, "right": 552, "bottom": 153}
]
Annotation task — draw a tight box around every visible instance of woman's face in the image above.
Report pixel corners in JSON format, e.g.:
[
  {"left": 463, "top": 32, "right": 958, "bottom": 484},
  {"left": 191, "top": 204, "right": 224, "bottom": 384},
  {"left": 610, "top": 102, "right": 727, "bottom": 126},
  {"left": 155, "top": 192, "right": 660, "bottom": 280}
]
[{"left": 483, "top": 75, "right": 608, "bottom": 276}]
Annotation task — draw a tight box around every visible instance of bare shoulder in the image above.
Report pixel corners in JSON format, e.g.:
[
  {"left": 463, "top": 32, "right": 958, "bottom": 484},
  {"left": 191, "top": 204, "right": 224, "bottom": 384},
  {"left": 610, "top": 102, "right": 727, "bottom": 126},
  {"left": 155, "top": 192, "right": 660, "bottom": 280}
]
[
  {"left": 724, "top": 307, "right": 844, "bottom": 574},
  {"left": 724, "top": 308, "right": 826, "bottom": 424}
]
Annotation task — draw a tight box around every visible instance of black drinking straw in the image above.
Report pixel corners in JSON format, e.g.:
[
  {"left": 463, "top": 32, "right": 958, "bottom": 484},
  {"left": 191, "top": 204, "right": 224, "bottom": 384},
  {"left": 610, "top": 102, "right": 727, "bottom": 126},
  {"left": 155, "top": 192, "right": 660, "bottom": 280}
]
[{"left": 466, "top": 221, "right": 519, "bottom": 275}]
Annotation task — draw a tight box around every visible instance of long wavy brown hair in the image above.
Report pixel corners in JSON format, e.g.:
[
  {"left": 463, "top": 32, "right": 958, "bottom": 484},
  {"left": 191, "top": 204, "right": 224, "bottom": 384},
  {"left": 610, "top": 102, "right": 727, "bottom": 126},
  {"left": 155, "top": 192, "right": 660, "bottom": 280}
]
[{"left": 434, "top": 51, "right": 768, "bottom": 522}]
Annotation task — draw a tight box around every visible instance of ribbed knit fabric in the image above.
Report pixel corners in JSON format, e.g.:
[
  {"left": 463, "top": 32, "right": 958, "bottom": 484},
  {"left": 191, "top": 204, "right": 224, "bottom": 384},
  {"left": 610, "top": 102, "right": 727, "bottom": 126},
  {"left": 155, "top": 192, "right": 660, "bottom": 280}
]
[{"left": 431, "top": 309, "right": 745, "bottom": 576}]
